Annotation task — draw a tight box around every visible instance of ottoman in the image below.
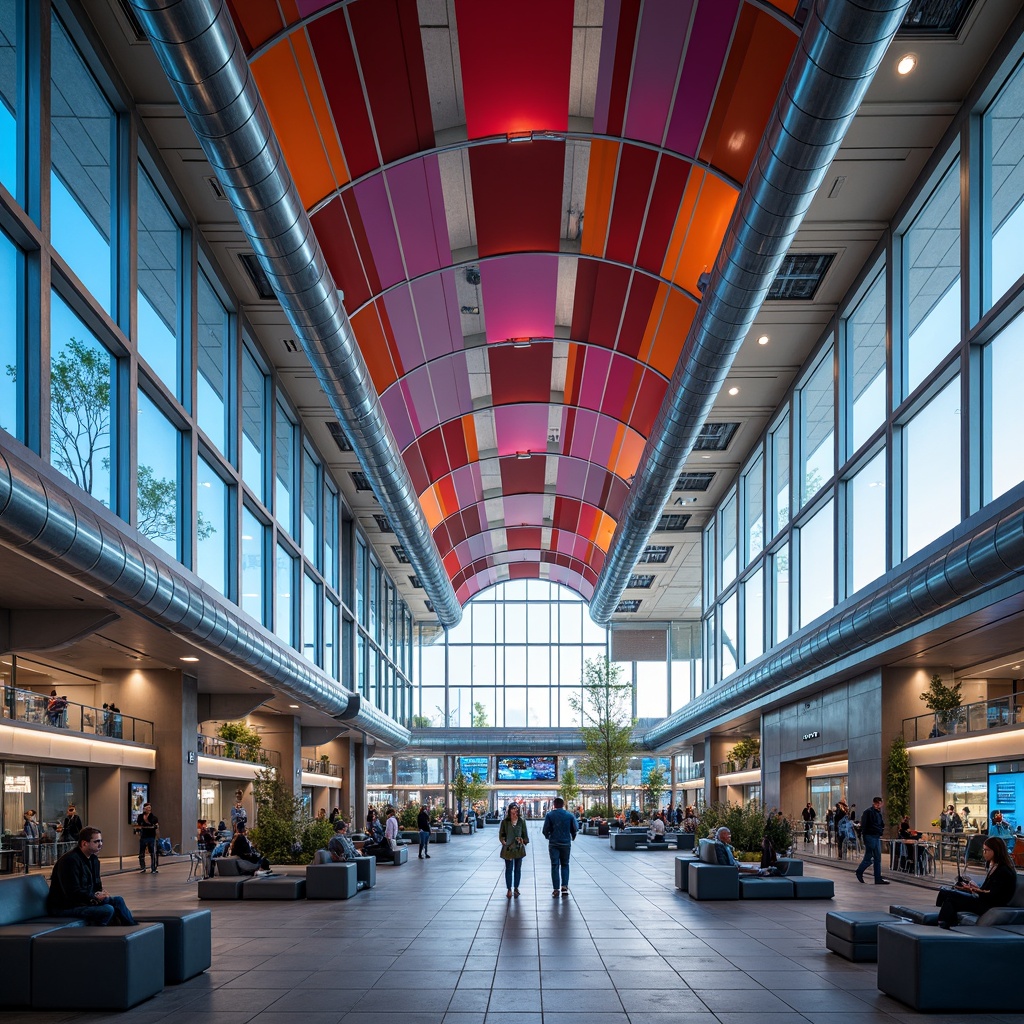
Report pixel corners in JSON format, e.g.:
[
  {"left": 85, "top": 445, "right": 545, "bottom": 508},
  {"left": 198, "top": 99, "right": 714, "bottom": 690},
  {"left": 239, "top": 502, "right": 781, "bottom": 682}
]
[
  {"left": 825, "top": 910, "right": 896, "bottom": 962},
  {"left": 675, "top": 833, "right": 695, "bottom": 851},
  {"left": 674, "top": 855, "right": 694, "bottom": 891},
  {"left": 791, "top": 876, "right": 834, "bottom": 899},
  {"left": 198, "top": 877, "right": 245, "bottom": 900},
  {"left": 688, "top": 863, "right": 739, "bottom": 900},
  {"left": 739, "top": 877, "right": 794, "bottom": 899},
  {"left": 135, "top": 910, "right": 212, "bottom": 982},
  {"left": 0, "top": 921, "right": 84, "bottom": 1007},
  {"left": 888, "top": 903, "right": 939, "bottom": 925},
  {"left": 354, "top": 855, "right": 376, "bottom": 889},
  {"left": 32, "top": 923, "right": 165, "bottom": 1010},
  {"left": 242, "top": 875, "right": 306, "bottom": 899},
  {"left": 306, "top": 862, "right": 358, "bottom": 899},
  {"left": 776, "top": 858, "right": 803, "bottom": 875}
]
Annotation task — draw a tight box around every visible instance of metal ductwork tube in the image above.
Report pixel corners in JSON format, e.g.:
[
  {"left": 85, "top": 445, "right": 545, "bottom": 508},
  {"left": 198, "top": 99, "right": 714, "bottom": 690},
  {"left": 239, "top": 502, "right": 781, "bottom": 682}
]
[
  {"left": 335, "top": 694, "right": 412, "bottom": 750},
  {"left": 129, "top": 0, "right": 461, "bottom": 629},
  {"left": 589, "top": 0, "right": 912, "bottom": 624},
  {"left": 405, "top": 728, "right": 589, "bottom": 755},
  {"left": 0, "top": 444, "right": 366, "bottom": 724},
  {"left": 641, "top": 498, "right": 1024, "bottom": 750}
]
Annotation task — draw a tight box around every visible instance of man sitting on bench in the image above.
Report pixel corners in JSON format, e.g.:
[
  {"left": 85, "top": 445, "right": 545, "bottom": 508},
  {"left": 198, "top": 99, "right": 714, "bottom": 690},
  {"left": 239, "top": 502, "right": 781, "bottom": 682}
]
[
  {"left": 47, "top": 827, "right": 136, "bottom": 925},
  {"left": 647, "top": 814, "right": 667, "bottom": 843},
  {"left": 714, "top": 827, "right": 778, "bottom": 875}
]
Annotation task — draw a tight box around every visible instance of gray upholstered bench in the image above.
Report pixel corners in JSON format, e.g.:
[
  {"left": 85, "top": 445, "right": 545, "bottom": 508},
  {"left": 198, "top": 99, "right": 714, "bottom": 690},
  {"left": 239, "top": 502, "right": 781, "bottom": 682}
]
[
  {"left": 197, "top": 876, "right": 246, "bottom": 899},
  {"left": 32, "top": 923, "right": 165, "bottom": 1010},
  {"left": 674, "top": 855, "right": 695, "bottom": 891},
  {"left": 688, "top": 862, "right": 739, "bottom": 900},
  {"left": 380, "top": 846, "right": 408, "bottom": 865},
  {"left": 242, "top": 875, "right": 307, "bottom": 899},
  {"left": 738, "top": 877, "right": 794, "bottom": 899},
  {"left": 825, "top": 910, "right": 898, "bottom": 961},
  {"left": 790, "top": 876, "right": 834, "bottom": 899},
  {"left": 674, "top": 833, "right": 695, "bottom": 850},
  {"left": 354, "top": 855, "right": 376, "bottom": 888},
  {"left": 306, "top": 862, "right": 357, "bottom": 899},
  {"left": 134, "top": 910, "right": 211, "bottom": 983}
]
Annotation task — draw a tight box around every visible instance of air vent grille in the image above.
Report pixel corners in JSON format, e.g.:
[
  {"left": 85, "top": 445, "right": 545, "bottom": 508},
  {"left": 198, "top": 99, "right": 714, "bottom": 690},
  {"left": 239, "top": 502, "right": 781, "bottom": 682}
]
[
  {"left": 237, "top": 253, "right": 275, "bottom": 301},
  {"left": 657, "top": 513, "right": 691, "bottom": 531},
  {"left": 627, "top": 574, "right": 655, "bottom": 589},
  {"left": 676, "top": 472, "right": 714, "bottom": 491},
  {"left": 616, "top": 600, "right": 641, "bottom": 613},
  {"left": 391, "top": 545, "right": 410, "bottom": 564},
  {"left": 694, "top": 422, "right": 739, "bottom": 451},
  {"left": 767, "top": 253, "right": 835, "bottom": 301},
  {"left": 350, "top": 471, "right": 372, "bottom": 491},
  {"left": 638, "top": 545, "right": 672, "bottom": 564},
  {"left": 425, "top": 600, "right": 435, "bottom": 613},
  {"left": 372, "top": 514, "right": 393, "bottom": 533},
  {"left": 409, "top": 575, "right": 423, "bottom": 589},
  {"left": 326, "top": 421, "right": 353, "bottom": 452},
  {"left": 899, "top": 0, "right": 974, "bottom": 35}
]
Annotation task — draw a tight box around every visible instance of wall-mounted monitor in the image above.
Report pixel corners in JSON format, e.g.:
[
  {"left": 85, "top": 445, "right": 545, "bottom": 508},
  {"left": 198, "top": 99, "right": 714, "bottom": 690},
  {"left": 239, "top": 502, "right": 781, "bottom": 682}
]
[
  {"left": 458, "top": 756, "right": 489, "bottom": 780},
  {"left": 496, "top": 756, "right": 556, "bottom": 782}
]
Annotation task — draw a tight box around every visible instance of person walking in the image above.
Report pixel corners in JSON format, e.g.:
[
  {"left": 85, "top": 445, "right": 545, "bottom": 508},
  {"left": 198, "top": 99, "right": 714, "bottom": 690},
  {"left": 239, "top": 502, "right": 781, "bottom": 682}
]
[
  {"left": 417, "top": 804, "right": 432, "bottom": 859},
  {"left": 801, "top": 802, "right": 816, "bottom": 842},
  {"left": 59, "top": 804, "right": 82, "bottom": 846},
  {"left": 135, "top": 801, "right": 160, "bottom": 872},
  {"left": 498, "top": 802, "right": 529, "bottom": 898},
  {"left": 230, "top": 798, "right": 248, "bottom": 831},
  {"left": 856, "top": 796, "right": 890, "bottom": 884},
  {"left": 542, "top": 796, "right": 577, "bottom": 898},
  {"left": 47, "top": 827, "right": 136, "bottom": 925}
]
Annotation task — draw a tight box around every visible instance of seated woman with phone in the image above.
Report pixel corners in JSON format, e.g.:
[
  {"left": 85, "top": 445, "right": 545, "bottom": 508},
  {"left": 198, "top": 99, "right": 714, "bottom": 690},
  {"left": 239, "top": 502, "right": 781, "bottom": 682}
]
[{"left": 935, "top": 836, "right": 1016, "bottom": 928}]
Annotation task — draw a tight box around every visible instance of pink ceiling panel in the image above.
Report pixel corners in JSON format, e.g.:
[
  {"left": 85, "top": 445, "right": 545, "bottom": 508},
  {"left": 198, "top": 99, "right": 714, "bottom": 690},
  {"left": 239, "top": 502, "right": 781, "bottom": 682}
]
[
  {"left": 481, "top": 255, "right": 558, "bottom": 342},
  {"left": 494, "top": 405, "right": 548, "bottom": 457},
  {"left": 387, "top": 156, "right": 451, "bottom": 280},
  {"left": 554, "top": 457, "right": 588, "bottom": 501},
  {"left": 624, "top": 0, "right": 693, "bottom": 146},
  {"left": 592, "top": 414, "right": 619, "bottom": 466},
  {"left": 382, "top": 287, "right": 423, "bottom": 374},
  {"left": 451, "top": 464, "right": 483, "bottom": 507},
  {"left": 412, "top": 272, "right": 461, "bottom": 363},
  {"left": 404, "top": 365, "right": 439, "bottom": 435},
  {"left": 568, "top": 409, "right": 598, "bottom": 460},
  {"left": 503, "top": 493, "right": 543, "bottom": 527},
  {"left": 353, "top": 175, "right": 405, "bottom": 291},
  {"left": 579, "top": 347, "right": 612, "bottom": 411},
  {"left": 381, "top": 384, "right": 416, "bottom": 451},
  {"left": 427, "top": 359, "right": 471, "bottom": 425},
  {"left": 665, "top": 0, "right": 741, "bottom": 158}
]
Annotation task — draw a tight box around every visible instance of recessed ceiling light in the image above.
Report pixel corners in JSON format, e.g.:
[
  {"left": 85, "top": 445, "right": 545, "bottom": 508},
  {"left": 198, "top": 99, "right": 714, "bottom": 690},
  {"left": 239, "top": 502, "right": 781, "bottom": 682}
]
[
  {"left": 179, "top": 656, "right": 199, "bottom": 663},
  {"left": 757, "top": 334, "right": 769, "bottom": 346},
  {"left": 288, "top": 704, "right": 300, "bottom": 709},
  {"left": 1014, "top": 665, "right": 1021, "bottom": 670},
  {"left": 727, "top": 386, "right": 739, "bottom": 396},
  {"left": 701, "top": 454, "right": 711, "bottom": 460},
  {"left": 896, "top": 53, "right": 917, "bottom": 76}
]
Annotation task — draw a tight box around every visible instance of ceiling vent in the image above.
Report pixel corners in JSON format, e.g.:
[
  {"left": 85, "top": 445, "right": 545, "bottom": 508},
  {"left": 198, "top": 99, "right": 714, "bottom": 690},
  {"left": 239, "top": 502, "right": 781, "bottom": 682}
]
[
  {"left": 425, "top": 600, "right": 435, "bottom": 613},
  {"left": 766, "top": 252, "right": 835, "bottom": 301},
  {"left": 204, "top": 175, "right": 228, "bottom": 201},
  {"left": 898, "top": 0, "right": 974, "bottom": 36},
  {"left": 391, "top": 545, "right": 410, "bottom": 564},
  {"left": 694, "top": 422, "right": 739, "bottom": 452},
  {"left": 675, "top": 472, "right": 714, "bottom": 492},
  {"left": 237, "top": 253, "right": 276, "bottom": 301},
  {"left": 627, "top": 574, "right": 655, "bottom": 589},
  {"left": 372, "top": 514, "right": 393, "bottom": 533},
  {"left": 656, "top": 513, "right": 691, "bottom": 531},
  {"left": 114, "top": 0, "right": 149, "bottom": 41},
  {"left": 326, "top": 421, "right": 353, "bottom": 452},
  {"left": 350, "top": 471, "right": 373, "bottom": 491},
  {"left": 615, "top": 600, "right": 641, "bottom": 613},
  {"left": 638, "top": 545, "right": 672, "bottom": 564},
  {"left": 409, "top": 575, "right": 423, "bottom": 589}
]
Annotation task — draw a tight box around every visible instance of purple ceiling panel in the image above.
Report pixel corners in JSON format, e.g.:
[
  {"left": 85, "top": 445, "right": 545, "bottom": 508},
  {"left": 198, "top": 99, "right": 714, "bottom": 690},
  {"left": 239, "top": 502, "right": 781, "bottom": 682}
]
[
  {"left": 555, "top": 456, "right": 589, "bottom": 500},
  {"left": 580, "top": 346, "right": 612, "bottom": 411},
  {"left": 403, "top": 370, "right": 436, "bottom": 436},
  {"left": 503, "top": 492, "right": 543, "bottom": 527},
  {"left": 592, "top": 413, "right": 619, "bottom": 465},
  {"left": 353, "top": 175, "right": 406, "bottom": 291},
  {"left": 593, "top": 0, "right": 622, "bottom": 135},
  {"left": 296, "top": 0, "right": 333, "bottom": 15},
  {"left": 381, "top": 383, "right": 416, "bottom": 451},
  {"left": 412, "top": 272, "right": 461, "bottom": 362},
  {"left": 452, "top": 463, "right": 483, "bottom": 507},
  {"left": 382, "top": 286, "right": 424, "bottom": 374},
  {"left": 568, "top": 409, "right": 599, "bottom": 460},
  {"left": 624, "top": 0, "right": 693, "bottom": 147},
  {"left": 583, "top": 465, "right": 610, "bottom": 509},
  {"left": 480, "top": 254, "right": 558, "bottom": 342},
  {"left": 427, "top": 359, "right": 470, "bottom": 426},
  {"left": 494, "top": 405, "right": 549, "bottom": 456},
  {"left": 665, "top": 0, "right": 741, "bottom": 158},
  {"left": 387, "top": 156, "right": 452, "bottom": 280}
]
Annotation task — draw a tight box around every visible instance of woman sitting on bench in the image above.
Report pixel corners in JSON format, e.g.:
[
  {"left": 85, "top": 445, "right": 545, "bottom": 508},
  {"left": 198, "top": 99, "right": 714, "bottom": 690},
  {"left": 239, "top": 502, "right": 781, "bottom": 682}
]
[{"left": 935, "top": 836, "right": 1016, "bottom": 928}]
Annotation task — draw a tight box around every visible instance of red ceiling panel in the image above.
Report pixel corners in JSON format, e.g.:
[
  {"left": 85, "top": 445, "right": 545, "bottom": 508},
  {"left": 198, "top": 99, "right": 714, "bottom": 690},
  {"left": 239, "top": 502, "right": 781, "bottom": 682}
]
[
  {"left": 605, "top": 145, "right": 658, "bottom": 265},
  {"left": 599, "top": 0, "right": 641, "bottom": 138},
  {"left": 508, "top": 563, "right": 540, "bottom": 581},
  {"left": 569, "top": 261, "right": 599, "bottom": 343},
  {"left": 617, "top": 273, "right": 661, "bottom": 359},
  {"left": 637, "top": 157, "right": 690, "bottom": 274},
  {"left": 312, "top": 198, "right": 371, "bottom": 311},
  {"left": 500, "top": 457, "right": 547, "bottom": 497},
  {"left": 456, "top": 0, "right": 574, "bottom": 138},
  {"left": 507, "top": 527, "right": 542, "bottom": 552},
  {"left": 587, "top": 264, "right": 631, "bottom": 349},
  {"left": 489, "top": 344, "right": 552, "bottom": 406}
]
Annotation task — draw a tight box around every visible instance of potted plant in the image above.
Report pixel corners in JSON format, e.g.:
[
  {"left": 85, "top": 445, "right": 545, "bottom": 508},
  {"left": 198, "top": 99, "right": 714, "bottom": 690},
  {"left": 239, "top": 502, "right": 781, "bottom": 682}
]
[
  {"left": 318, "top": 753, "right": 330, "bottom": 773},
  {"left": 727, "top": 736, "right": 760, "bottom": 771},
  {"left": 919, "top": 673, "right": 963, "bottom": 734}
]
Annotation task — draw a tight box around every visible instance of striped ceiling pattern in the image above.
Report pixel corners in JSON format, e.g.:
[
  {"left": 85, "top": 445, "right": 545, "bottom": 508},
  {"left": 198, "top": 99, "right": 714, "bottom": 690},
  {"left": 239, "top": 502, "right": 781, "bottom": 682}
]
[{"left": 228, "top": 0, "right": 799, "bottom": 605}]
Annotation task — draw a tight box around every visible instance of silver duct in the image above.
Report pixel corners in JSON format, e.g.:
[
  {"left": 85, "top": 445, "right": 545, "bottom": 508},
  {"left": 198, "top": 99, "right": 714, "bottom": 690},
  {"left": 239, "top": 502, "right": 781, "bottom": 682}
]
[
  {"left": 405, "top": 728, "right": 589, "bottom": 755},
  {"left": 129, "top": 0, "right": 461, "bottom": 629},
  {"left": 641, "top": 498, "right": 1024, "bottom": 750},
  {"left": 589, "top": 0, "right": 912, "bottom": 623}
]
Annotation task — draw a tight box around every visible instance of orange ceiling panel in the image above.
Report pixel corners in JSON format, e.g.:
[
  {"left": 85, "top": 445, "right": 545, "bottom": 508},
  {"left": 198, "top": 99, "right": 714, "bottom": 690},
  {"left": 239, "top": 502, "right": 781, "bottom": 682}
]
[
  {"left": 580, "top": 140, "right": 619, "bottom": 258},
  {"left": 663, "top": 171, "right": 739, "bottom": 296},
  {"left": 349, "top": 304, "right": 401, "bottom": 394}
]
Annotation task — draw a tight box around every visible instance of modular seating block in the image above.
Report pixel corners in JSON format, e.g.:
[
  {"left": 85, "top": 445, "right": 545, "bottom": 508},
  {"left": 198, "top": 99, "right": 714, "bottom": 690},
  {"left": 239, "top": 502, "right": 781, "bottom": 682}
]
[
  {"left": 0, "top": 920, "right": 85, "bottom": 1007},
  {"left": 688, "top": 863, "right": 739, "bottom": 900},
  {"left": 135, "top": 910, "right": 212, "bottom": 983},
  {"left": 888, "top": 903, "right": 939, "bottom": 926},
  {"left": 197, "top": 876, "right": 245, "bottom": 900},
  {"left": 306, "top": 862, "right": 357, "bottom": 900},
  {"left": 354, "top": 855, "right": 376, "bottom": 888},
  {"left": 776, "top": 857, "right": 803, "bottom": 875},
  {"left": 825, "top": 911, "right": 898, "bottom": 962},
  {"left": 242, "top": 875, "right": 306, "bottom": 899},
  {"left": 790, "top": 876, "right": 834, "bottom": 899},
  {"left": 739, "top": 877, "right": 795, "bottom": 899},
  {"left": 32, "top": 923, "right": 165, "bottom": 1010},
  {"left": 674, "top": 855, "right": 694, "bottom": 891},
  {"left": 383, "top": 846, "right": 408, "bottom": 865},
  {"left": 675, "top": 833, "right": 695, "bottom": 851},
  {"left": 877, "top": 922, "right": 1024, "bottom": 1012}
]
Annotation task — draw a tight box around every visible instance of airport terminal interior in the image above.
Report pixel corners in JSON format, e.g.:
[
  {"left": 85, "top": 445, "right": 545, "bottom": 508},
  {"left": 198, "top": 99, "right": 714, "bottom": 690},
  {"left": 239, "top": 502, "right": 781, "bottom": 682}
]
[{"left": 4, "top": 0, "right": 1024, "bottom": 1019}]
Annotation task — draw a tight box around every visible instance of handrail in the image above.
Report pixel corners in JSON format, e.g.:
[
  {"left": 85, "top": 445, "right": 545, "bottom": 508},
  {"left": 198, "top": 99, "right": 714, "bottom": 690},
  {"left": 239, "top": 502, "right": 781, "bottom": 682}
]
[
  {"left": 196, "top": 733, "right": 282, "bottom": 769},
  {"left": 677, "top": 761, "right": 706, "bottom": 783},
  {"left": 1, "top": 685, "right": 154, "bottom": 744},
  {"left": 715, "top": 756, "right": 762, "bottom": 775},
  {"left": 301, "top": 757, "right": 342, "bottom": 778},
  {"left": 902, "top": 695, "right": 1023, "bottom": 742}
]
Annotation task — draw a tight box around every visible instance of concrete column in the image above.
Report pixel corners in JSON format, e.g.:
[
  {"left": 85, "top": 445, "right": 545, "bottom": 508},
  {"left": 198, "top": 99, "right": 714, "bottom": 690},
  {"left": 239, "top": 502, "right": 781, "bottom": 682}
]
[{"left": 250, "top": 711, "right": 302, "bottom": 799}]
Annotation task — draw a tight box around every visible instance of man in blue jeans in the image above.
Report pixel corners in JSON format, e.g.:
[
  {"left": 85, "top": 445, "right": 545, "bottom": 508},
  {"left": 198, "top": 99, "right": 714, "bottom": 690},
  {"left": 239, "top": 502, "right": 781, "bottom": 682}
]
[
  {"left": 856, "top": 796, "right": 890, "bottom": 885},
  {"left": 542, "top": 796, "right": 577, "bottom": 897},
  {"left": 47, "top": 827, "right": 136, "bottom": 925}
]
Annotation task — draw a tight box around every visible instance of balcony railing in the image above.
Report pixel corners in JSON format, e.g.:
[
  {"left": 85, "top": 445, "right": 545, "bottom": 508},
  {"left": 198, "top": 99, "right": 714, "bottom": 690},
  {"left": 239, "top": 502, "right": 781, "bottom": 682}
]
[
  {"left": 903, "top": 695, "right": 1024, "bottom": 743},
  {"left": 196, "top": 733, "right": 282, "bottom": 769},
  {"left": 301, "top": 757, "right": 342, "bottom": 777},
  {"left": 716, "top": 756, "right": 761, "bottom": 776},
  {"left": 2, "top": 685, "right": 154, "bottom": 744},
  {"left": 678, "top": 761, "right": 706, "bottom": 783}
]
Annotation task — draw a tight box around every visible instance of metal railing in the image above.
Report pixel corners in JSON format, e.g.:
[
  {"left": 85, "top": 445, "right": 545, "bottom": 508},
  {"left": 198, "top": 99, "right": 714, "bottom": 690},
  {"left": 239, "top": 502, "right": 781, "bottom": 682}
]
[
  {"left": 903, "top": 695, "right": 1024, "bottom": 742},
  {"left": 715, "top": 756, "right": 761, "bottom": 776},
  {"left": 677, "top": 761, "right": 706, "bottom": 782},
  {"left": 301, "top": 757, "right": 342, "bottom": 777},
  {"left": 2, "top": 685, "right": 153, "bottom": 744},
  {"left": 196, "top": 733, "right": 282, "bottom": 768}
]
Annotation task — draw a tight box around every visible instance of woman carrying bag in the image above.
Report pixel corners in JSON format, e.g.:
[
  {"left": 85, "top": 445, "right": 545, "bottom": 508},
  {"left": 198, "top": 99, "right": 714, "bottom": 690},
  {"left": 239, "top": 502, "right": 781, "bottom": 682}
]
[{"left": 499, "top": 803, "right": 529, "bottom": 899}]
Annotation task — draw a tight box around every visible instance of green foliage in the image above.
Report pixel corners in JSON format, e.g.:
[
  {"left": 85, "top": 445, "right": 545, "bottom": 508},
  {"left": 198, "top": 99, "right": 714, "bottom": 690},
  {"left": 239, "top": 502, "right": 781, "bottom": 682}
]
[
  {"left": 451, "top": 769, "right": 468, "bottom": 811},
  {"left": 694, "top": 801, "right": 791, "bottom": 855},
  {"left": 585, "top": 803, "right": 614, "bottom": 819},
  {"left": 465, "top": 771, "right": 487, "bottom": 807},
  {"left": 216, "top": 721, "right": 264, "bottom": 763},
  {"left": 727, "top": 736, "right": 760, "bottom": 765},
  {"left": 471, "top": 701, "right": 489, "bottom": 727},
  {"left": 559, "top": 766, "right": 581, "bottom": 808},
  {"left": 886, "top": 733, "right": 910, "bottom": 827},
  {"left": 919, "top": 673, "right": 963, "bottom": 722},
  {"left": 300, "top": 818, "right": 335, "bottom": 860},
  {"left": 411, "top": 715, "right": 432, "bottom": 728},
  {"left": 249, "top": 766, "right": 305, "bottom": 864},
  {"left": 643, "top": 764, "right": 667, "bottom": 811},
  {"left": 398, "top": 803, "right": 421, "bottom": 830},
  {"left": 569, "top": 657, "right": 636, "bottom": 812}
]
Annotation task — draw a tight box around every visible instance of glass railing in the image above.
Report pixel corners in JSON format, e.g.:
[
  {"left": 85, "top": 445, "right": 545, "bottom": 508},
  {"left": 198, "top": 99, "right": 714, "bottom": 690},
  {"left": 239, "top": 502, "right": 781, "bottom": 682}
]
[
  {"left": 301, "top": 757, "right": 342, "bottom": 777},
  {"left": 196, "top": 733, "right": 281, "bottom": 768},
  {"left": 2, "top": 685, "right": 154, "bottom": 743},
  {"left": 678, "top": 761, "right": 706, "bottom": 782},
  {"left": 716, "top": 756, "right": 761, "bottom": 775},
  {"left": 903, "top": 695, "right": 1023, "bottom": 742}
]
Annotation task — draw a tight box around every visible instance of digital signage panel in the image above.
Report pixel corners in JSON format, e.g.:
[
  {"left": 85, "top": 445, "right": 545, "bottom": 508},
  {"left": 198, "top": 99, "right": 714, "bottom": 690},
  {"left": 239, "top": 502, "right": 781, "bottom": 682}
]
[{"left": 496, "top": 756, "right": 556, "bottom": 782}]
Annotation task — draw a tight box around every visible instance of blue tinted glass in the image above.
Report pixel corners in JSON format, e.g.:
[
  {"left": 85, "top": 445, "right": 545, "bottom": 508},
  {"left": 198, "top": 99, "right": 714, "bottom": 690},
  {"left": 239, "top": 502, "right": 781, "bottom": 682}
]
[
  {"left": 137, "top": 391, "right": 180, "bottom": 560},
  {"left": 137, "top": 168, "right": 179, "bottom": 394},
  {"left": 0, "top": 0, "right": 18, "bottom": 198},
  {"left": 0, "top": 228, "right": 19, "bottom": 437},
  {"left": 197, "top": 271, "right": 228, "bottom": 454}
]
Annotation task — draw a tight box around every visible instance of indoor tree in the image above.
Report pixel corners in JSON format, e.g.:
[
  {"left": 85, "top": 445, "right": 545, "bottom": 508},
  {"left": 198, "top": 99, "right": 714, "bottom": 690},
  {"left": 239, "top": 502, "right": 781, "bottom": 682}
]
[
  {"left": 559, "top": 765, "right": 581, "bottom": 810},
  {"left": 643, "top": 763, "right": 667, "bottom": 814}
]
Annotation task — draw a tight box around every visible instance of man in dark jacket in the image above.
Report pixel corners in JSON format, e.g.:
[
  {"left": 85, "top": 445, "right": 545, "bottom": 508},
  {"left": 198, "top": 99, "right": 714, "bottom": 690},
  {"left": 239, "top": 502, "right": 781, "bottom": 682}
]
[
  {"left": 855, "top": 797, "right": 890, "bottom": 884},
  {"left": 47, "top": 827, "right": 136, "bottom": 924},
  {"left": 542, "top": 797, "right": 577, "bottom": 897},
  {"left": 135, "top": 802, "right": 160, "bottom": 873},
  {"left": 417, "top": 805, "right": 432, "bottom": 859}
]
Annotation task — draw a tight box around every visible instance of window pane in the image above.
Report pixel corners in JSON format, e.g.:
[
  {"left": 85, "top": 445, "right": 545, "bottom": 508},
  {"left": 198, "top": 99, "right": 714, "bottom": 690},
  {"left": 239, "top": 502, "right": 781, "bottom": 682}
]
[
  {"left": 720, "top": 593, "right": 737, "bottom": 679},
  {"left": 325, "top": 598, "right": 338, "bottom": 679},
  {"left": 636, "top": 661, "right": 667, "bottom": 718},
  {"left": 986, "top": 57, "right": 1024, "bottom": 310},
  {"left": 774, "top": 542, "right": 790, "bottom": 645},
  {"left": 241, "top": 347, "right": 266, "bottom": 500},
  {"left": 744, "top": 567, "right": 763, "bottom": 663},
  {"left": 50, "top": 13, "right": 113, "bottom": 312},
  {"left": 800, "top": 352, "right": 834, "bottom": 506},
  {"left": 275, "top": 542, "right": 295, "bottom": 646},
  {"left": 527, "top": 602, "right": 549, "bottom": 644},
  {"left": 905, "top": 376, "right": 960, "bottom": 557},
  {"left": 988, "top": 310, "right": 1024, "bottom": 500},
  {"left": 302, "top": 449, "right": 318, "bottom": 565},
  {"left": 799, "top": 499, "right": 833, "bottom": 627},
  {"left": 197, "top": 272, "right": 229, "bottom": 455},
  {"left": 137, "top": 392, "right": 179, "bottom": 559},
  {"left": 136, "top": 167, "right": 179, "bottom": 395},
  {"left": 324, "top": 487, "right": 338, "bottom": 591},
  {"left": 847, "top": 268, "right": 886, "bottom": 454},
  {"left": 0, "top": 227, "right": 21, "bottom": 438},
  {"left": 0, "top": 0, "right": 19, "bottom": 198},
  {"left": 197, "top": 459, "right": 228, "bottom": 597},
  {"left": 241, "top": 507, "right": 265, "bottom": 625},
  {"left": 772, "top": 413, "right": 790, "bottom": 534},
  {"left": 275, "top": 402, "right": 295, "bottom": 534},
  {"left": 906, "top": 158, "right": 960, "bottom": 395},
  {"left": 848, "top": 448, "right": 886, "bottom": 593},
  {"left": 744, "top": 455, "right": 764, "bottom": 563},
  {"left": 720, "top": 491, "right": 737, "bottom": 587},
  {"left": 50, "top": 292, "right": 114, "bottom": 508},
  {"left": 302, "top": 572, "right": 319, "bottom": 665}
]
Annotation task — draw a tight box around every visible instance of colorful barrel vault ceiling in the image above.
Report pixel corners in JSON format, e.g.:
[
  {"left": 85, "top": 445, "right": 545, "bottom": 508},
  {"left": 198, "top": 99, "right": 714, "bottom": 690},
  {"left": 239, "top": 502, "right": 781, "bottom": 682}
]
[{"left": 227, "top": 0, "right": 800, "bottom": 605}]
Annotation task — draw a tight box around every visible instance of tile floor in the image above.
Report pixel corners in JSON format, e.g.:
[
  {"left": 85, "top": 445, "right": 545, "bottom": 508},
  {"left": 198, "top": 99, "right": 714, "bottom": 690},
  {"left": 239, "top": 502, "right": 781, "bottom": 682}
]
[{"left": 9, "top": 832, "right": 1021, "bottom": 1024}]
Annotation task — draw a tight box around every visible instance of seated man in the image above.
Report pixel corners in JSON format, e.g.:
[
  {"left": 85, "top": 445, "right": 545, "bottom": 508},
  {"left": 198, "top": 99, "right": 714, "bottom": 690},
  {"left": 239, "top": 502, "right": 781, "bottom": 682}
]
[
  {"left": 713, "top": 827, "right": 776, "bottom": 875},
  {"left": 647, "top": 815, "right": 667, "bottom": 843},
  {"left": 229, "top": 823, "right": 271, "bottom": 874},
  {"left": 311, "top": 819, "right": 358, "bottom": 864},
  {"left": 47, "top": 826, "right": 136, "bottom": 925}
]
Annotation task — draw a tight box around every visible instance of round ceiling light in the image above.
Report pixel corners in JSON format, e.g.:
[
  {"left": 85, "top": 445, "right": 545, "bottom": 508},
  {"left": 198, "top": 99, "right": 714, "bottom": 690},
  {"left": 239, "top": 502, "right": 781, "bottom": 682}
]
[
  {"left": 896, "top": 53, "right": 917, "bottom": 76},
  {"left": 727, "top": 386, "right": 740, "bottom": 396}
]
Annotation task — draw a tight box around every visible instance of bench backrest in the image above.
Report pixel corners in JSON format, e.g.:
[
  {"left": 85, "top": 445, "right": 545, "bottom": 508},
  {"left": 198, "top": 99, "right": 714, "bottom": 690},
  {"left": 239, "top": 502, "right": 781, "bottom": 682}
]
[
  {"left": 698, "top": 838, "right": 717, "bottom": 864},
  {"left": 0, "top": 873, "right": 50, "bottom": 924},
  {"left": 1010, "top": 874, "right": 1024, "bottom": 908}
]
